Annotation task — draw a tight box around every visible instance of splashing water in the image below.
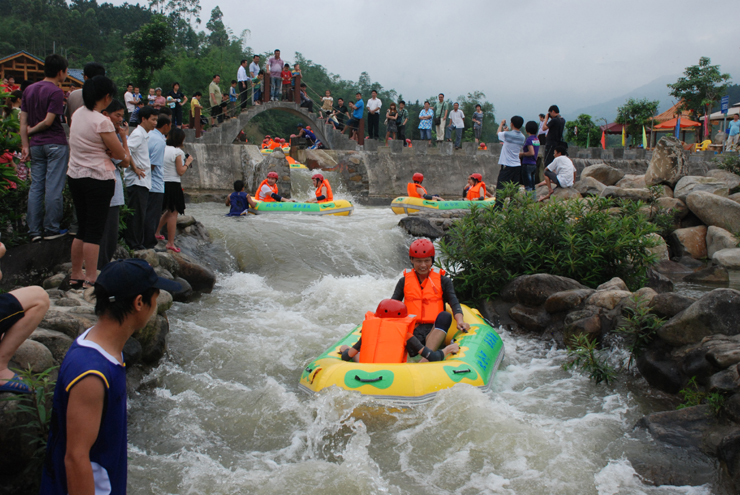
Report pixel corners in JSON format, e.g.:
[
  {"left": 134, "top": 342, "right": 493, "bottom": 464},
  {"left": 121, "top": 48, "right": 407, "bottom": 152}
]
[{"left": 126, "top": 203, "right": 715, "bottom": 494}]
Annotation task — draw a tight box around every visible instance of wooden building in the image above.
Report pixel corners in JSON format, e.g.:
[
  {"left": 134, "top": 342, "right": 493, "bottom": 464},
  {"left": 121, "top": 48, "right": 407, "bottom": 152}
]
[{"left": 0, "top": 51, "right": 83, "bottom": 93}]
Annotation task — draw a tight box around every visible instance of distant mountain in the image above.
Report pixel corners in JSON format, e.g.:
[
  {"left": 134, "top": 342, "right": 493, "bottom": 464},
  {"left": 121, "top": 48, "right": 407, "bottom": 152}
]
[{"left": 570, "top": 74, "right": 679, "bottom": 123}]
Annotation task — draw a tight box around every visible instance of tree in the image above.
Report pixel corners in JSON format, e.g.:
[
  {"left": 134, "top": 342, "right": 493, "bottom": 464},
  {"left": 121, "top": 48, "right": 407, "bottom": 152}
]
[
  {"left": 668, "top": 57, "right": 730, "bottom": 122},
  {"left": 206, "top": 6, "right": 229, "bottom": 48},
  {"left": 615, "top": 98, "right": 659, "bottom": 146},
  {"left": 126, "top": 14, "right": 173, "bottom": 88},
  {"left": 565, "top": 114, "right": 601, "bottom": 147}
]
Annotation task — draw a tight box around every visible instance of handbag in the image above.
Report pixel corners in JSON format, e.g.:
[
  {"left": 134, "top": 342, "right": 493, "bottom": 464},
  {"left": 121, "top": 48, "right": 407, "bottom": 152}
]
[{"left": 434, "top": 117, "right": 441, "bottom": 126}]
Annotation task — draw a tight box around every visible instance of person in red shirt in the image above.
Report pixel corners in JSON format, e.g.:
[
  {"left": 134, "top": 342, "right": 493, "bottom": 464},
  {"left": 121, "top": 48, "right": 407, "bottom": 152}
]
[{"left": 281, "top": 64, "right": 292, "bottom": 101}]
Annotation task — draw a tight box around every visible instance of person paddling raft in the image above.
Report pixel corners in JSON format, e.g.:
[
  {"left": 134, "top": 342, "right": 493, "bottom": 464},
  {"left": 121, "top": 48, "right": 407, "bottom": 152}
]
[
  {"left": 306, "top": 173, "right": 333, "bottom": 203},
  {"left": 341, "top": 238, "right": 466, "bottom": 363},
  {"left": 463, "top": 173, "right": 492, "bottom": 200},
  {"left": 407, "top": 172, "right": 443, "bottom": 201},
  {"left": 255, "top": 171, "right": 295, "bottom": 203}
]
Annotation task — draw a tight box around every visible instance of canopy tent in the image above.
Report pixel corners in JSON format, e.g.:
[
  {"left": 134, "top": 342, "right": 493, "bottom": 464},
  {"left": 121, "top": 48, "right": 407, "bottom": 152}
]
[{"left": 652, "top": 117, "right": 701, "bottom": 129}]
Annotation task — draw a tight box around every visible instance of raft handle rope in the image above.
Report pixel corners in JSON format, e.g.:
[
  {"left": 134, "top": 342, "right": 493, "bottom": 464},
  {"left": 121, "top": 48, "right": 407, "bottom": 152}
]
[
  {"left": 452, "top": 369, "right": 472, "bottom": 374},
  {"left": 354, "top": 375, "right": 383, "bottom": 383}
]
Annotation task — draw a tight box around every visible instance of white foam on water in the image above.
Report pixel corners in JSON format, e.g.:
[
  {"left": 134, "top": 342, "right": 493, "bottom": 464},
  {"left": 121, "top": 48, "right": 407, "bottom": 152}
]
[{"left": 125, "top": 204, "right": 723, "bottom": 494}]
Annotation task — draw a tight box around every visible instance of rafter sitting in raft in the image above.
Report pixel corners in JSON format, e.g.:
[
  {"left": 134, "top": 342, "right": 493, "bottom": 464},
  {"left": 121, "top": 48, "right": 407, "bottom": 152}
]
[
  {"left": 407, "top": 173, "right": 443, "bottom": 201},
  {"left": 306, "top": 173, "right": 333, "bottom": 203},
  {"left": 339, "top": 299, "right": 459, "bottom": 363},
  {"left": 462, "top": 173, "right": 493, "bottom": 200},
  {"left": 341, "top": 239, "right": 470, "bottom": 363},
  {"left": 255, "top": 171, "right": 295, "bottom": 203}
]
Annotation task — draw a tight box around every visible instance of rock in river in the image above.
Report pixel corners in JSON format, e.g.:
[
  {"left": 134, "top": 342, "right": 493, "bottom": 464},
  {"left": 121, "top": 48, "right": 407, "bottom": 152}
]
[{"left": 658, "top": 289, "right": 740, "bottom": 346}]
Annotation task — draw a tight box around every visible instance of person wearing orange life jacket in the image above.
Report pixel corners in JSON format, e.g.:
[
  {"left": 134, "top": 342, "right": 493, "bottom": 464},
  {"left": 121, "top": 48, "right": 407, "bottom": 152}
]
[
  {"left": 463, "top": 173, "right": 493, "bottom": 200},
  {"left": 255, "top": 171, "right": 295, "bottom": 203},
  {"left": 407, "top": 172, "right": 443, "bottom": 201},
  {"left": 392, "top": 239, "right": 470, "bottom": 360},
  {"left": 339, "top": 299, "right": 459, "bottom": 363},
  {"left": 306, "top": 173, "right": 333, "bottom": 203}
]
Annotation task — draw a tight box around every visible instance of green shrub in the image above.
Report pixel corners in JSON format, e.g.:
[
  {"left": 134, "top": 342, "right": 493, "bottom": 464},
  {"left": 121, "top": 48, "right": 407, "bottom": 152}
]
[
  {"left": 712, "top": 153, "right": 740, "bottom": 176},
  {"left": 616, "top": 294, "right": 665, "bottom": 370},
  {"left": 563, "top": 333, "right": 616, "bottom": 385},
  {"left": 438, "top": 185, "right": 662, "bottom": 303},
  {"left": 677, "top": 376, "right": 725, "bottom": 416}
]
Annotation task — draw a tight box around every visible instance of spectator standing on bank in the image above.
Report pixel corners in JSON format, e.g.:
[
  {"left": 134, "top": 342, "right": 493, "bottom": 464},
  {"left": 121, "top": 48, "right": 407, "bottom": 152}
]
[
  {"left": 434, "top": 93, "right": 449, "bottom": 145},
  {"left": 366, "top": 90, "right": 382, "bottom": 140},
  {"left": 20, "top": 54, "right": 69, "bottom": 242},
  {"left": 321, "top": 90, "right": 334, "bottom": 118},
  {"left": 229, "top": 80, "right": 238, "bottom": 117},
  {"left": 541, "top": 105, "right": 565, "bottom": 166},
  {"left": 249, "top": 55, "right": 260, "bottom": 102},
  {"left": 209, "top": 75, "right": 222, "bottom": 126},
  {"left": 727, "top": 114, "right": 740, "bottom": 150},
  {"left": 153, "top": 88, "right": 166, "bottom": 110},
  {"left": 66, "top": 62, "right": 105, "bottom": 131},
  {"left": 291, "top": 63, "right": 302, "bottom": 89},
  {"left": 281, "top": 64, "right": 292, "bottom": 100},
  {"left": 98, "top": 100, "right": 130, "bottom": 269},
  {"left": 299, "top": 83, "right": 314, "bottom": 113},
  {"left": 519, "top": 120, "right": 541, "bottom": 199},
  {"left": 397, "top": 100, "right": 409, "bottom": 145},
  {"left": 267, "top": 49, "right": 283, "bottom": 101},
  {"left": 385, "top": 103, "right": 398, "bottom": 144},
  {"left": 144, "top": 115, "right": 170, "bottom": 249},
  {"left": 418, "top": 100, "right": 434, "bottom": 144},
  {"left": 495, "top": 116, "right": 526, "bottom": 207},
  {"left": 446, "top": 102, "right": 465, "bottom": 149},
  {"left": 156, "top": 128, "right": 193, "bottom": 253},
  {"left": 342, "top": 92, "right": 364, "bottom": 141},
  {"left": 537, "top": 113, "right": 548, "bottom": 147},
  {"left": 237, "top": 59, "right": 249, "bottom": 111},
  {"left": 252, "top": 71, "right": 264, "bottom": 105},
  {"left": 472, "top": 104, "right": 484, "bottom": 146},
  {"left": 189, "top": 91, "right": 203, "bottom": 124},
  {"left": 67, "top": 76, "right": 130, "bottom": 286},
  {"left": 123, "top": 106, "right": 157, "bottom": 250},
  {"left": 147, "top": 88, "right": 156, "bottom": 106},
  {"left": 168, "top": 82, "right": 187, "bottom": 128},
  {"left": 124, "top": 83, "right": 135, "bottom": 118},
  {"left": 332, "top": 97, "right": 348, "bottom": 131},
  {"left": 132, "top": 87, "right": 142, "bottom": 105}
]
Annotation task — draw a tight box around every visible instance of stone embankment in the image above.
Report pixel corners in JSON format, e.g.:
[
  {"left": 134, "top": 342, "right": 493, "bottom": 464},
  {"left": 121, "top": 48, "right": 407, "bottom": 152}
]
[{"left": 0, "top": 215, "right": 221, "bottom": 492}]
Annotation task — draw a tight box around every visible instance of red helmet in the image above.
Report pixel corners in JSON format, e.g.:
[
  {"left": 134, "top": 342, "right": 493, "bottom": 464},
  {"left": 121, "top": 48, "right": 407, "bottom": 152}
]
[
  {"left": 374, "top": 299, "right": 408, "bottom": 318},
  {"left": 409, "top": 238, "right": 435, "bottom": 258},
  {"left": 312, "top": 173, "right": 324, "bottom": 182},
  {"left": 267, "top": 171, "right": 279, "bottom": 179},
  {"left": 265, "top": 135, "right": 271, "bottom": 138},
  {"left": 405, "top": 139, "right": 411, "bottom": 144},
  {"left": 412, "top": 173, "right": 424, "bottom": 182},
  {"left": 469, "top": 173, "right": 483, "bottom": 181}
]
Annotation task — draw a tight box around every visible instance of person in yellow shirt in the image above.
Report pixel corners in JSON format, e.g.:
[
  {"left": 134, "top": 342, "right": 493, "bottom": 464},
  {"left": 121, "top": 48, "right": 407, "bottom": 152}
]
[{"left": 189, "top": 91, "right": 203, "bottom": 125}]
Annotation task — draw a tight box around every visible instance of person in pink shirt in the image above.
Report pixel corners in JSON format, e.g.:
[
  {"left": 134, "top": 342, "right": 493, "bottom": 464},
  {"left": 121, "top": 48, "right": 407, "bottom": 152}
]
[
  {"left": 267, "top": 49, "right": 283, "bottom": 101},
  {"left": 153, "top": 87, "right": 166, "bottom": 109}
]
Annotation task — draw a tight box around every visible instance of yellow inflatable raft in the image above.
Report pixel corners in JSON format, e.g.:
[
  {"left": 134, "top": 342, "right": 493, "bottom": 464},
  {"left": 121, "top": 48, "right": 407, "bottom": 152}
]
[
  {"left": 299, "top": 305, "right": 505, "bottom": 404},
  {"left": 390, "top": 196, "right": 496, "bottom": 215}
]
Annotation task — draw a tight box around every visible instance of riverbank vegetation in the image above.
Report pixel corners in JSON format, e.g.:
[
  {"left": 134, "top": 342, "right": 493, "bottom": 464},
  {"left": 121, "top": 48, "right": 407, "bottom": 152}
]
[{"left": 439, "top": 185, "right": 669, "bottom": 303}]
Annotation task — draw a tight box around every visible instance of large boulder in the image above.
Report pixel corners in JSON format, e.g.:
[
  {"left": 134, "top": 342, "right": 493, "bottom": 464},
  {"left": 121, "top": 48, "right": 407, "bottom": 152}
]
[
  {"left": 656, "top": 197, "right": 689, "bottom": 219},
  {"left": 544, "top": 289, "right": 595, "bottom": 313},
  {"left": 686, "top": 191, "right": 740, "bottom": 233},
  {"left": 674, "top": 176, "right": 728, "bottom": 203},
  {"left": 646, "top": 267, "right": 674, "bottom": 293},
  {"left": 509, "top": 304, "right": 551, "bottom": 332},
  {"left": 170, "top": 252, "right": 216, "bottom": 293},
  {"left": 596, "top": 277, "right": 628, "bottom": 291},
  {"left": 644, "top": 136, "right": 689, "bottom": 187},
  {"left": 707, "top": 226, "right": 738, "bottom": 258},
  {"left": 574, "top": 177, "right": 606, "bottom": 196},
  {"left": 513, "top": 274, "right": 588, "bottom": 307},
  {"left": 649, "top": 292, "right": 695, "bottom": 319},
  {"left": 38, "top": 309, "right": 93, "bottom": 338},
  {"left": 646, "top": 233, "right": 670, "bottom": 262},
  {"left": 171, "top": 276, "right": 194, "bottom": 302},
  {"left": 709, "top": 365, "right": 740, "bottom": 393},
  {"left": 669, "top": 226, "right": 707, "bottom": 260},
  {"left": 730, "top": 192, "right": 740, "bottom": 205},
  {"left": 615, "top": 174, "right": 646, "bottom": 189},
  {"left": 563, "top": 307, "right": 602, "bottom": 341},
  {"left": 713, "top": 248, "right": 740, "bottom": 270},
  {"left": 28, "top": 328, "right": 73, "bottom": 364},
  {"left": 707, "top": 169, "right": 740, "bottom": 192},
  {"left": 658, "top": 289, "right": 740, "bottom": 346},
  {"left": 397, "top": 216, "right": 444, "bottom": 239},
  {"left": 580, "top": 163, "right": 624, "bottom": 186},
  {"left": 133, "top": 313, "right": 170, "bottom": 364},
  {"left": 11, "top": 339, "right": 54, "bottom": 372},
  {"left": 550, "top": 187, "right": 582, "bottom": 201},
  {"left": 718, "top": 430, "right": 740, "bottom": 490},
  {"left": 586, "top": 290, "right": 633, "bottom": 310},
  {"left": 683, "top": 264, "right": 729, "bottom": 284},
  {"left": 636, "top": 405, "right": 718, "bottom": 450},
  {"left": 600, "top": 186, "right": 653, "bottom": 202}
]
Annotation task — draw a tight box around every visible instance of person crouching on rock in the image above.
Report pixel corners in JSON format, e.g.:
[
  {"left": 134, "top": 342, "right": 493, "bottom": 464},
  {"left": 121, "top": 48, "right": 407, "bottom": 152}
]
[
  {"left": 226, "top": 180, "right": 256, "bottom": 216},
  {"left": 339, "top": 298, "right": 459, "bottom": 363},
  {"left": 537, "top": 144, "right": 576, "bottom": 202},
  {"left": 255, "top": 171, "right": 295, "bottom": 203},
  {"left": 407, "top": 172, "right": 443, "bottom": 201},
  {"left": 306, "top": 173, "right": 333, "bottom": 203}
]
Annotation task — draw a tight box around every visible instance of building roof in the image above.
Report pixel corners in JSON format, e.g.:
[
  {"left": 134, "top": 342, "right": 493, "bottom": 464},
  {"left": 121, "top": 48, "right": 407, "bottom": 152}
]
[
  {"left": 0, "top": 50, "right": 83, "bottom": 85},
  {"left": 67, "top": 69, "right": 84, "bottom": 83},
  {"left": 0, "top": 50, "right": 44, "bottom": 66},
  {"left": 653, "top": 117, "right": 701, "bottom": 130},
  {"left": 648, "top": 101, "right": 693, "bottom": 124}
]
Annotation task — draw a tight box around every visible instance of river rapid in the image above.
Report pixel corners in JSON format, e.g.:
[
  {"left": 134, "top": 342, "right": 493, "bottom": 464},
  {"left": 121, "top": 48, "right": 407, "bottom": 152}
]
[{"left": 126, "top": 179, "right": 716, "bottom": 494}]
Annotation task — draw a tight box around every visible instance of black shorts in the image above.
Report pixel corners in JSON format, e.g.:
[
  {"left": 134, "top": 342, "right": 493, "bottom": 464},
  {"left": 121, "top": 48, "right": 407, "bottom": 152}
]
[
  {"left": 0, "top": 293, "right": 24, "bottom": 338},
  {"left": 162, "top": 182, "right": 185, "bottom": 214},
  {"left": 346, "top": 118, "right": 360, "bottom": 129},
  {"left": 545, "top": 168, "right": 562, "bottom": 187},
  {"left": 68, "top": 177, "right": 115, "bottom": 245}
]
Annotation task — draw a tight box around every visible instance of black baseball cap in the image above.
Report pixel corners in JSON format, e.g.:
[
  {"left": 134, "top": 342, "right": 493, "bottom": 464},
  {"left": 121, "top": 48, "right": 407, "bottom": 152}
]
[{"left": 96, "top": 259, "right": 181, "bottom": 301}]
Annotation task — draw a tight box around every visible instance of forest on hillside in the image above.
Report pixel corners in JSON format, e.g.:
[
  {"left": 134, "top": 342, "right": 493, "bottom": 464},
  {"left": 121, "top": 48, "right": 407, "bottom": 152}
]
[{"left": 0, "top": 0, "right": 499, "bottom": 142}]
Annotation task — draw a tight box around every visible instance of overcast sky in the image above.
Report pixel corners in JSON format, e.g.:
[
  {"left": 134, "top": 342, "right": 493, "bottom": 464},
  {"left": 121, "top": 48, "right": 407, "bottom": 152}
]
[{"left": 123, "top": 0, "right": 740, "bottom": 120}]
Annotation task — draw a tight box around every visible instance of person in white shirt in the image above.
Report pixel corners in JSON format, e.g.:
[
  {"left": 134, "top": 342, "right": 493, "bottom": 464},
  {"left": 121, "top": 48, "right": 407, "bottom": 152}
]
[
  {"left": 124, "top": 83, "right": 135, "bottom": 116},
  {"left": 237, "top": 59, "right": 249, "bottom": 111},
  {"left": 123, "top": 106, "right": 158, "bottom": 250},
  {"left": 248, "top": 55, "right": 260, "bottom": 103},
  {"left": 445, "top": 102, "right": 465, "bottom": 149},
  {"left": 366, "top": 90, "right": 382, "bottom": 140},
  {"left": 538, "top": 144, "right": 576, "bottom": 201}
]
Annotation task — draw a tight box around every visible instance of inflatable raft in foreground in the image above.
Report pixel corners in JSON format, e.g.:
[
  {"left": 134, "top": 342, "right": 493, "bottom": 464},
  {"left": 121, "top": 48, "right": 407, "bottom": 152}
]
[
  {"left": 391, "top": 196, "right": 496, "bottom": 215},
  {"left": 248, "top": 199, "right": 354, "bottom": 216},
  {"left": 299, "top": 305, "right": 505, "bottom": 404}
]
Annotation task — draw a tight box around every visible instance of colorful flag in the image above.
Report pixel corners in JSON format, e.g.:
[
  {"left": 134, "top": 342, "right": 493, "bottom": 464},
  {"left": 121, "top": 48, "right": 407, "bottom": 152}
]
[
  {"left": 601, "top": 130, "right": 606, "bottom": 150},
  {"left": 675, "top": 116, "right": 681, "bottom": 139},
  {"left": 621, "top": 125, "right": 626, "bottom": 147},
  {"left": 642, "top": 126, "right": 647, "bottom": 148}
]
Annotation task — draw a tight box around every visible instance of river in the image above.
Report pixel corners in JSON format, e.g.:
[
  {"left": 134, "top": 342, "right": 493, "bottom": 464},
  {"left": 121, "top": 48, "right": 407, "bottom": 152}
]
[{"left": 125, "top": 179, "right": 717, "bottom": 494}]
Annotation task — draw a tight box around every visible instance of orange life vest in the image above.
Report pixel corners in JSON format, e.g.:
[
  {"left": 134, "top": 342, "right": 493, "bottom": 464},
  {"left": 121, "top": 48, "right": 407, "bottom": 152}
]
[
  {"left": 403, "top": 268, "right": 446, "bottom": 324},
  {"left": 407, "top": 182, "right": 427, "bottom": 199},
  {"left": 359, "top": 311, "right": 417, "bottom": 364},
  {"left": 466, "top": 182, "right": 486, "bottom": 201},
  {"left": 256, "top": 179, "right": 278, "bottom": 202},
  {"left": 315, "top": 179, "right": 333, "bottom": 203},
  {"left": 269, "top": 140, "right": 281, "bottom": 150}
]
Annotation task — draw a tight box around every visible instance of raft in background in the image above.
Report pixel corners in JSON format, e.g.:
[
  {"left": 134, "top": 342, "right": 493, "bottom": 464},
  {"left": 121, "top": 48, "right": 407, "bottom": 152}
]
[
  {"left": 299, "top": 304, "right": 505, "bottom": 404},
  {"left": 390, "top": 196, "right": 496, "bottom": 215},
  {"left": 248, "top": 199, "right": 354, "bottom": 216}
]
